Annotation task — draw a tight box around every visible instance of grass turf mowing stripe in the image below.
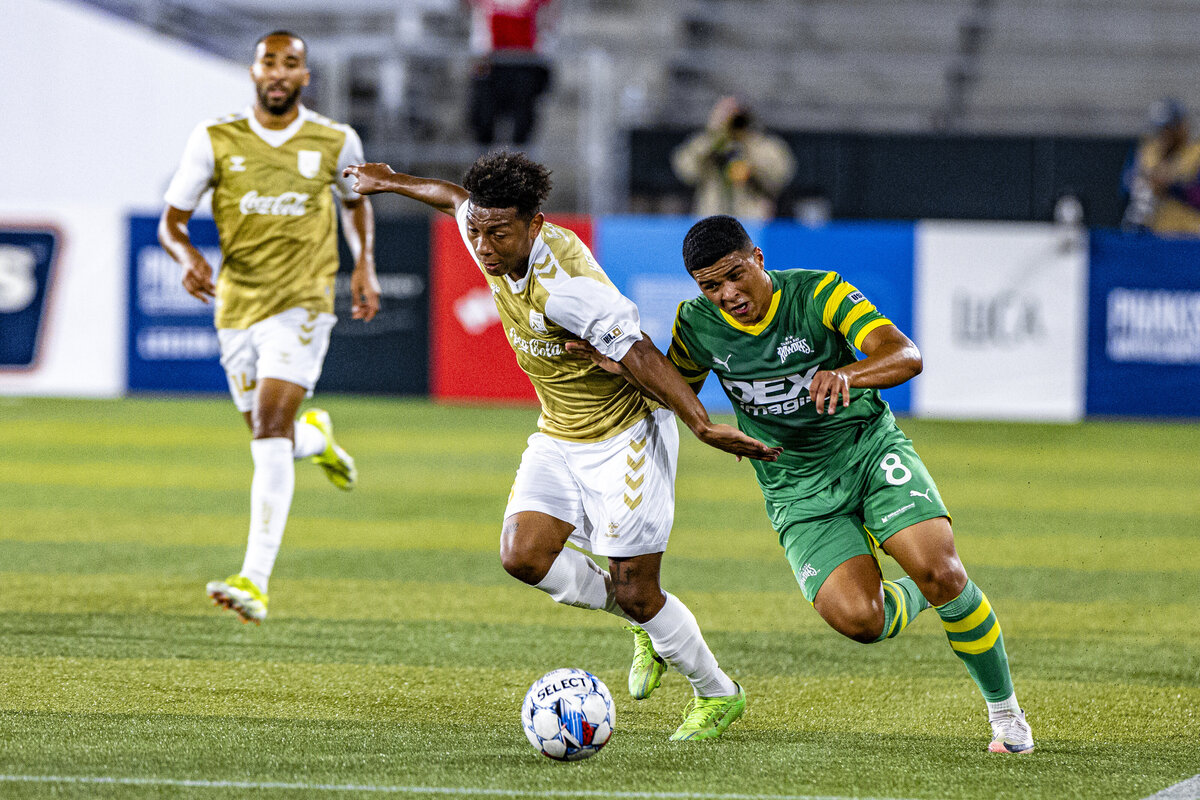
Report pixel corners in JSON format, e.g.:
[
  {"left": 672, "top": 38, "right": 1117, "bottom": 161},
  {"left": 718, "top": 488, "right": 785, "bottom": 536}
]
[
  {"left": 0, "top": 775, "right": 920, "bottom": 799},
  {"left": 2, "top": 612, "right": 1194, "bottom": 687},
  {"left": 2, "top": 571, "right": 1197, "bottom": 643},
  {"left": 0, "top": 655, "right": 1195, "bottom": 744}
]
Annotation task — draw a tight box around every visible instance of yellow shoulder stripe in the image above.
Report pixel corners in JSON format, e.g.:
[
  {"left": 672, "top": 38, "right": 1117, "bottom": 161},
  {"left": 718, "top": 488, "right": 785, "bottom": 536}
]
[
  {"left": 852, "top": 318, "right": 892, "bottom": 350},
  {"left": 812, "top": 271, "right": 837, "bottom": 299},
  {"left": 821, "top": 282, "right": 856, "bottom": 329},
  {"left": 838, "top": 301, "right": 877, "bottom": 337},
  {"left": 670, "top": 302, "right": 696, "bottom": 364}
]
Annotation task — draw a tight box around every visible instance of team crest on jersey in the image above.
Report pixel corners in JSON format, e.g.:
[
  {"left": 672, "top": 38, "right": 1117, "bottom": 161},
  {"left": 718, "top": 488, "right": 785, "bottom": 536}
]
[
  {"left": 776, "top": 335, "right": 813, "bottom": 363},
  {"left": 297, "top": 150, "right": 321, "bottom": 179},
  {"left": 529, "top": 310, "right": 548, "bottom": 334}
]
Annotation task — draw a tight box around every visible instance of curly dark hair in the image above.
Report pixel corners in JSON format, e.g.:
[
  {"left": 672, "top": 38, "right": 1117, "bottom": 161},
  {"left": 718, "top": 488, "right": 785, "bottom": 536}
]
[
  {"left": 682, "top": 215, "right": 754, "bottom": 273},
  {"left": 462, "top": 151, "right": 553, "bottom": 219}
]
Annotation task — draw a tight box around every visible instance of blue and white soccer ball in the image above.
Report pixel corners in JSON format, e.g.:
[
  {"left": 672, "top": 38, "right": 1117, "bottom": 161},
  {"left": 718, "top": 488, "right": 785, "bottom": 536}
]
[{"left": 521, "top": 668, "right": 614, "bottom": 761}]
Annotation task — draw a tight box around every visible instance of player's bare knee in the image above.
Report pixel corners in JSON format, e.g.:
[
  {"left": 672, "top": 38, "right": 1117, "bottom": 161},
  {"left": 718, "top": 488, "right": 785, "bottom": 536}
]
[
  {"left": 499, "top": 525, "right": 555, "bottom": 585},
  {"left": 499, "top": 543, "right": 538, "bottom": 584},
  {"left": 828, "top": 597, "right": 885, "bottom": 643},
  {"left": 251, "top": 410, "right": 294, "bottom": 440},
  {"left": 916, "top": 559, "right": 968, "bottom": 606},
  {"left": 499, "top": 547, "right": 549, "bottom": 585}
]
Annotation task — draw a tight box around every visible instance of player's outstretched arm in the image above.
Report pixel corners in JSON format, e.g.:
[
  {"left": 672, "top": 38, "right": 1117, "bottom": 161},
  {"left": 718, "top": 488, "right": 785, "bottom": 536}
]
[
  {"left": 809, "top": 324, "right": 922, "bottom": 415},
  {"left": 342, "top": 163, "right": 468, "bottom": 217},
  {"left": 619, "top": 338, "right": 781, "bottom": 462},
  {"left": 158, "top": 205, "right": 215, "bottom": 304},
  {"left": 564, "top": 339, "right": 658, "bottom": 397}
]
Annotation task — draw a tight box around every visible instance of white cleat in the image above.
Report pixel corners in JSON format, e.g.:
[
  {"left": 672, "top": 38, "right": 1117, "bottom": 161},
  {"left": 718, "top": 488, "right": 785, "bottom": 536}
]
[{"left": 988, "top": 708, "right": 1034, "bottom": 754}]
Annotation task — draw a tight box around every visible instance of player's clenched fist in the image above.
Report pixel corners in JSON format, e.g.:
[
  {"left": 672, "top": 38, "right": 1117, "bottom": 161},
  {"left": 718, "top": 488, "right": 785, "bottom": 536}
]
[{"left": 342, "top": 163, "right": 396, "bottom": 195}]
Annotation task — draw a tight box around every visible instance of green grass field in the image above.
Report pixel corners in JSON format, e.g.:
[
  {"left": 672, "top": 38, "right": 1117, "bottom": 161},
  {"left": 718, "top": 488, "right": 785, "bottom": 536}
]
[{"left": 0, "top": 396, "right": 1196, "bottom": 800}]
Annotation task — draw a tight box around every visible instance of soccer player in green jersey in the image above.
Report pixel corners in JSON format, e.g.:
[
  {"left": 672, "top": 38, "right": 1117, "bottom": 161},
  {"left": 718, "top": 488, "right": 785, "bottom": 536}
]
[
  {"left": 159, "top": 32, "right": 381, "bottom": 624},
  {"left": 573, "top": 214, "right": 1033, "bottom": 754},
  {"left": 343, "top": 154, "right": 780, "bottom": 741}
]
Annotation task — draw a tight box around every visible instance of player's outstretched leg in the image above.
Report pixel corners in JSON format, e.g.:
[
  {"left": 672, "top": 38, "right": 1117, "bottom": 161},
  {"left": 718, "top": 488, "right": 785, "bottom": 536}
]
[
  {"left": 624, "top": 624, "right": 667, "bottom": 700},
  {"left": 632, "top": 591, "right": 745, "bottom": 741},
  {"left": 206, "top": 574, "right": 268, "bottom": 624},
  {"left": 299, "top": 408, "right": 356, "bottom": 490},
  {"left": 935, "top": 578, "right": 1033, "bottom": 753}
]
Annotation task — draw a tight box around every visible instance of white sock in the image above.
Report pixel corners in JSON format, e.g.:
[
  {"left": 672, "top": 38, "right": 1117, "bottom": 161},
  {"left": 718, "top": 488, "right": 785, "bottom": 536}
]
[
  {"left": 986, "top": 692, "right": 1021, "bottom": 721},
  {"left": 240, "top": 438, "right": 295, "bottom": 593},
  {"left": 292, "top": 420, "right": 326, "bottom": 459},
  {"left": 640, "top": 592, "right": 736, "bottom": 697},
  {"left": 534, "top": 548, "right": 626, "bottom": 617}
]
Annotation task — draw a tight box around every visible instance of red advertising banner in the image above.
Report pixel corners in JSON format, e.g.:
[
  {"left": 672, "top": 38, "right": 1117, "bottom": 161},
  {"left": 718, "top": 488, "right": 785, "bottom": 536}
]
[{"left": 430, "top": 214, "right": 594, "bottom": 403}]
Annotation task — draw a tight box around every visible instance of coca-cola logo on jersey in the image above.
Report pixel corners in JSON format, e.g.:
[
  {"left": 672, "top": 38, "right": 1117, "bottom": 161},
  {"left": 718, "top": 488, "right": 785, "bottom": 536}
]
[{"left": 238, "top": 191, "right": 310, "bottom": 216}]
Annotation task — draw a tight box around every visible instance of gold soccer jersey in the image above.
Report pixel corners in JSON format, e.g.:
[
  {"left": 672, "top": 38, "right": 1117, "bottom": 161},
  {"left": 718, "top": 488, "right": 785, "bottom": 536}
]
[
  {"left": 163, "top": 106, "right": 365, "bottom": 329},
  {"left": 454, "top": 203, "right": 653, "bottom": 441}
]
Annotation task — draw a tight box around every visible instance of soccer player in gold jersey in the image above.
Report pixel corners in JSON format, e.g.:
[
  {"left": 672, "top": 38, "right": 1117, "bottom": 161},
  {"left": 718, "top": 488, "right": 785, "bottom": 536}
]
[
  {"left": 343, "top": 152, "right": 780, "bottom": 741},
  {"left": 158, "top": 32, "right": 381, "bottom": 624}
]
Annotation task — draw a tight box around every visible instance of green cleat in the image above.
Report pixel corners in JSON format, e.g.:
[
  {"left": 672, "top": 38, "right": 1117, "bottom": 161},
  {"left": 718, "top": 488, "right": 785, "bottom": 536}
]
[
  {"left": 302, "top": 408, "right": 356, "bottom": 490},
  {"left": 668, "top": 683, "right": 746, "bottom": 741},
  {"left": 625, "top": 624, "right": 667, "bottom": 700},
  {"left": 206, "top": 574, "right": 268, "bottom": 624}
]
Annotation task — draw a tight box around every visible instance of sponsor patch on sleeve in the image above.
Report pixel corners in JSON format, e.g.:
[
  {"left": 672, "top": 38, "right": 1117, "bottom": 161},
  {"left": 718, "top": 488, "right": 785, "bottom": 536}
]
[
  {"left": 600, "top": 325, "right": 623, "bottom": 345},
  {"left": 847, "top": 290, "right": 866, "bottom": 305}
]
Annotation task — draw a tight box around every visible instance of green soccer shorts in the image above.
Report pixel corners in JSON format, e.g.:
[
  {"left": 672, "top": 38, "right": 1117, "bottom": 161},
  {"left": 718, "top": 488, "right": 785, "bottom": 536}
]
[{"left": 773, "top": 424, "right": 950, "bottom": 604}]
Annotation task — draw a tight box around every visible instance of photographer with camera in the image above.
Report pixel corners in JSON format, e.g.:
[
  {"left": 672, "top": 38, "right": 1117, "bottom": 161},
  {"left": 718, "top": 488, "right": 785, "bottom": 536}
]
[{"left": 672, "top": 96, "right": 795, "bottom": 221}]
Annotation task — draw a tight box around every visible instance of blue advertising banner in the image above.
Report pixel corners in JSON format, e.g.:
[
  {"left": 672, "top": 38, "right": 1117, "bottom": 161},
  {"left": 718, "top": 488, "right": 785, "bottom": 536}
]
[
  {"left": 128, "top": 214, "right": 432, "bottom": 396},
  {"left": 1087, "top": 230, "right": 1200, "bottom": 416},
  {"left": 320, "top": 217, "right": 430, "bottom": 395},
  {"left": 0, "top": 227, "right": 59, "bottom": 368},
  {"left": 127, "top": 215, "right": 225, "bottom": 392},
  {"left": 594, "top": 217, "right": 915, "bottom": 413}
]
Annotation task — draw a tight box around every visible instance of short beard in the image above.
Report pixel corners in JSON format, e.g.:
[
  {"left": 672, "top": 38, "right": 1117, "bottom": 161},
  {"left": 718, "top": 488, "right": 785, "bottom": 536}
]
[{"left": 257, "top": 85, "right": 302, "bottom": 116}]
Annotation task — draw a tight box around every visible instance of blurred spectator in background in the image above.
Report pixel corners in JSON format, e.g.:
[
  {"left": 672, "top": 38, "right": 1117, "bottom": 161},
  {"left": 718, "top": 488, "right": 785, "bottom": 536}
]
[
  {"left": 1122, "top": 98, "right": 1200, "bottom": 235},
  {"left": 466, "top": 0, "right": 556, "bottom": 147},
  {"left": 672, "top": 97, "right": 795, "bottom": 221}
]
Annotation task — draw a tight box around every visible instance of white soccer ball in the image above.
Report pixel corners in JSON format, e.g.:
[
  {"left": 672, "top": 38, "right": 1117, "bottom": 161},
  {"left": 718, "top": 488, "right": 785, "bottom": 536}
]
[{"left": 521, "top": 668, "right": 614, "bottom": 761}]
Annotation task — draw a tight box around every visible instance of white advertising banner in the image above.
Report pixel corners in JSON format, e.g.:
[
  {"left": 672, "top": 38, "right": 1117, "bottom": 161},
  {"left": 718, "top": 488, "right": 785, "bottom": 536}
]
[
  {"left": 2, "top": 0, "right": 247, "bottom": 210},
  {"left": 0, "top": 205, "right": 126, "bottom": 397},
  {"left": 913, "top": 221, "right": 1087, "bottom": 421}
]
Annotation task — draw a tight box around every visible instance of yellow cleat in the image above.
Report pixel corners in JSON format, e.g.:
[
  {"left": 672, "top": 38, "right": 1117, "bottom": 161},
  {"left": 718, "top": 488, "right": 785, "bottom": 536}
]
[
  {"left": 206, "top": 574, "right": 268, "bottom": 624},
  {"left": 669, "top": 683, "right": 746, "bottom": 741},
  {"left": 302, "top": 408, "right": 357, "bottom": 490},
  {"left": 625, "top": 624, "right": 667, "bottom": 700}
]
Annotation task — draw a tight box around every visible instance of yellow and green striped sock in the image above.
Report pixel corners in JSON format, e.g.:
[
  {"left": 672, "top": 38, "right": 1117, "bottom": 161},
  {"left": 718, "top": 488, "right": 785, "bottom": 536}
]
[
  {"left": 874, "top": 577, "right": 929, "bottom": 642},
  {"left": 936, "top": 579, "right": 1015, "bottom": 702}
]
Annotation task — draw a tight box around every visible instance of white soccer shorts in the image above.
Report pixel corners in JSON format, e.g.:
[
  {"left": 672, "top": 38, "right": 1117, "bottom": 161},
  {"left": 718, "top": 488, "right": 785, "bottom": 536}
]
[
  {"left": 216, "top": 307, "right": 336, "bottom": 412},
  {"left": 504, "top": 407, "right": 679, "bottom": 558}
]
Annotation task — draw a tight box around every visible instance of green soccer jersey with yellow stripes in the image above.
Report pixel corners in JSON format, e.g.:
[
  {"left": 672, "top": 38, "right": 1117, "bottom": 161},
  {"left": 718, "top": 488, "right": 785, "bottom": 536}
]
[{"left": 668, "top": 268, "right": 898, "bottom": 496}]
